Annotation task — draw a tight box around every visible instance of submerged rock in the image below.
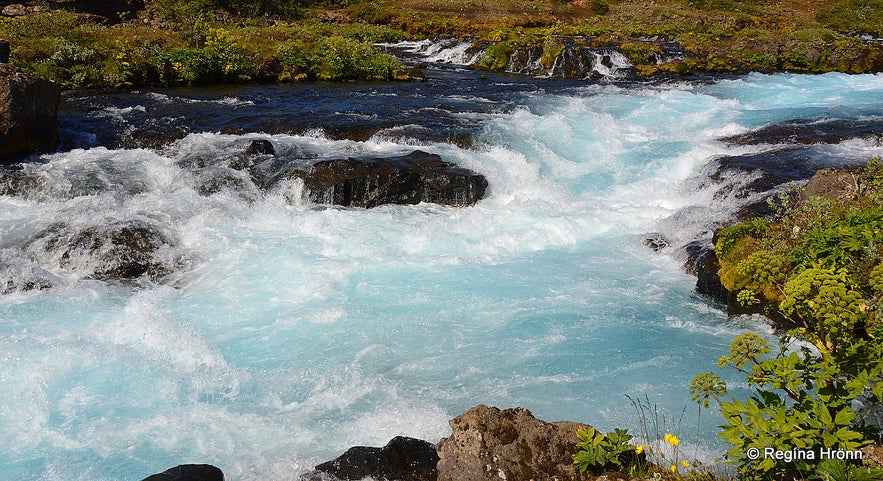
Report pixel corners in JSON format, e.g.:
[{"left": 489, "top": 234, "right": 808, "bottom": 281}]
[
  {"left": 436, "top": 405, "right": 590, "bottom": 481},
  {"left": 268, "top": 150, "right": 488, "bottom": 208},
  {"left": 303, "top": 436, "right": 439, "bottom": 481},
  {"left": 0, "top": 259, "right": 56, "bottom": 294},
  {"left": 244, "top": 138, "right": 276, "bottom": 156},
  {"left": 722, "top": 117, "right": 883, "bottom": 146},
  {"left": 0, "top": 64, "right": 61, "bottom": 161},
  {"left": 26, "top": 219, "right": 179, "bottom": 282},
  {"left": 140, "top": 464, "right": 224, "bottom": 481}
]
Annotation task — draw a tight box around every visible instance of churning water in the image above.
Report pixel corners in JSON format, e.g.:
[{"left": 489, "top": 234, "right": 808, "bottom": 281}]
[{"left": 1, "top": 68, "right": 882, "bottom": 480}]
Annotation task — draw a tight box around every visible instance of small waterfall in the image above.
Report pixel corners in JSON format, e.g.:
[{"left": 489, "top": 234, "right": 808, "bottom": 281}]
[
  {"left": 381, "top": 37, "right": 634, "bottom": 80},
  {"left": 507, "top": 44, "right": 634, "bottom": 79},
  {"left": 377, "top": 38, "right": 484, "bottom": 65}
]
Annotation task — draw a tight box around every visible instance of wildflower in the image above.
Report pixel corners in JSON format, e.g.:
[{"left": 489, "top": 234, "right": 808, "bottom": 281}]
[
  {"left": 682, "top": 460, "right": 690, "bottom": 468},
  {"left": 670, "top": 464, "right": 678, "bottom": 472},
  {"left": 635, "top": 444, "right": 644, "bottom": 454},
  {"left": 665, "top": 433, "right": 680, "bottom": 446}
]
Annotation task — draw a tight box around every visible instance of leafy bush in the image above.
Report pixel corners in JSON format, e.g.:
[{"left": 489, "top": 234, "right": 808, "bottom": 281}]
[
  {"left": 278, "top": 35, "right": 405, "bottom": 81},
  {"left": 572, "top": 427, "right": 638, "bottom": 474},
  {"left": 153, "top": 28, "right": 254, "bottom": 84}
]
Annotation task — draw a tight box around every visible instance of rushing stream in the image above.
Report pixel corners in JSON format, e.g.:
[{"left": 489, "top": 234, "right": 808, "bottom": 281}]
[{"left": 1, "top": 51, "right": 882, "bottom": 480}]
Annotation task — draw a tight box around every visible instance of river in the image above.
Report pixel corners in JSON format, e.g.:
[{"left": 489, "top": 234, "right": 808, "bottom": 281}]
[{"left": 1, "top": 53, "right": 882, "bottom": 480}]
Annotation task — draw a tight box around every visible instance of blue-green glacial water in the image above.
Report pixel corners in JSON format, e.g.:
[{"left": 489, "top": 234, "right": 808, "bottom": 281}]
[{"left": 1, "top": 69, "right": 882, "bottom": 480}]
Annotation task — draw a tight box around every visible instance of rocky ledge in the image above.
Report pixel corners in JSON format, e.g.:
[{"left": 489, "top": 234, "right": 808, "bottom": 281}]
[
  {"left": 138, "top": 405, "right": 883, "bottom": 481},
  {"left": 200, "top": 142, "right": 488, "bottom": 209}
]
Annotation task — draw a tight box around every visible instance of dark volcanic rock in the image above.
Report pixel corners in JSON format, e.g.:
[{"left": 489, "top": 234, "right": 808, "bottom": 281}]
[
  {"left": 271, "top": 150, "right": 487, "bottom": 208},
  {"left": 703, "top": 148, "right": 824, "bottom": 220},
  {"left": 304, "top": 436, "right": 439, "bottom": 481},
  {"left": 722, "top": 117, "right": 883, "bottom": 146},
  {"left": 0, "top": 64, "right": 61, "bottom": 162},
  {"left": 642, "top": 232, "right": 670, "bottom": 252},
  {"left": 140, "top": 464, "right": 224, "bottom": 481},
  {"left": 244, "top": 139, "right": 276, "bottom": 156},
  {"left": 682, "top": 239, "right": 729, "bottom": 306},
  {"left": 26, "top": 220, "right": 179, "bottom": 282},
  {"left": 436, "top": 405, "right": 590, "bottom": 481}
]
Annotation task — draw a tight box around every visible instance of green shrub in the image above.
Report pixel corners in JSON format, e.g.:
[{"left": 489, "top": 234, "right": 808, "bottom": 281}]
[
  {"left": 278, "top": 35, "right": 405, "bottom": 81},
  {"left": 572, "top": 427, "right": 638, "bottom": 474},
  {"left": 693, "top": 158, "right": 883, "bottom": 480}
]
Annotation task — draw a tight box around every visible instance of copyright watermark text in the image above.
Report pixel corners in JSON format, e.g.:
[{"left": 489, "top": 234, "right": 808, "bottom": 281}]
[{"left": 746, "top": 447, "right": 864, "bottom": 463}]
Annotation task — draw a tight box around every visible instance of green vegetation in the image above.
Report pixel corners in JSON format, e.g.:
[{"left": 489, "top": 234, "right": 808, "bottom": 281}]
[
  {"left": 573, "top": 426, "right": 639, "bottom": 474},
  {"left": 690, "top": 158, "right": 883, "bottom": 480},
  {"left": 0, "top": 0, "right": 880, "bottom": 87},
  {"left": 0, "top": 3, "right": 408, "bottom": 87}
]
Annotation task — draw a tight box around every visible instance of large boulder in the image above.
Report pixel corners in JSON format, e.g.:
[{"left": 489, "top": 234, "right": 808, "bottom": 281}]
[
  {"left": 140, "top": 464, "right": 224, "bottom": 481},
  {"left": 436, "top": 405, "right": 590, "bottom": 481},
  {"left": 0, "top": 63, "right": 61, "bottom": 161},
  {"left": 268, "top": 150, "right": 488, "bottom": 208},
  {"left": 303, "top": 436, "right": 439, "bottom": 481}
]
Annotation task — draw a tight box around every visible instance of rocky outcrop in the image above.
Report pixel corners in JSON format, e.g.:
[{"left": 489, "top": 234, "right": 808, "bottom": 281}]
[
  {"left": 302, "top": 436, "right": 439, "bottom": 481},
  {"left": 0, "top": 63, "right": 61, "bottom": 162},
  {"left": 265, "top": 150, "right": 488, "bottom": 208},
  {"left": 140, "top": 464, "right": 224, "bottom": 481},
  {"left": 436, "top": 405, "right": 590, "bottom": 481}
]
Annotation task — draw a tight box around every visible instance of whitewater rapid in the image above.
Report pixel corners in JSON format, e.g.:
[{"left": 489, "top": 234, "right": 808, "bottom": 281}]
[{"left": 1, "top": 71, "right": 882, "bottom": 480}]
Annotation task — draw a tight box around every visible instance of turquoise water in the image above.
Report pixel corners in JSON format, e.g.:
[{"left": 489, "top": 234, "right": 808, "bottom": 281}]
[{"left": 1, "top": 72, "right": 882, "bottom": 480}]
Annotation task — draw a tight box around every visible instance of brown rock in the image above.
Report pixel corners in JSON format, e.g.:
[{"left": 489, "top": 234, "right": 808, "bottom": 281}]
[
  {"left": 796, "top": 168, "right": 856, "bottom": 205},
  {"left": 862, "top": 444, "right": 883, "bottom": 469},
  {"left": 1, "top": 4, "right": 28, "bottom": 17},
  {"left": 0, "top": 64, "right": 61, "bottom": 161},
  {"left": 437, "top": 405, "right": 590, "bottom": 481}
]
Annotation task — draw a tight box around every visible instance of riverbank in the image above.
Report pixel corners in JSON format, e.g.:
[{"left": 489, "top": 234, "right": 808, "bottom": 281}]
[{"left": 0, "top": 0, "right": 880, "bottom": 89}]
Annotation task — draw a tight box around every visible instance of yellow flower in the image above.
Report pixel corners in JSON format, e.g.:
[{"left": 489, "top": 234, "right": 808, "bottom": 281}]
[
  {"left": 682, "top": 460, "right": 691, "bottom": 468},
  {"left": 635, "top": 444, "right": 644, "bottom": 454},
  {"left": 670, "top": 464, "right": 678, "bottom": 472},
  {"left": 665, "top": 433, "right": 681, "bottom": 446}
]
